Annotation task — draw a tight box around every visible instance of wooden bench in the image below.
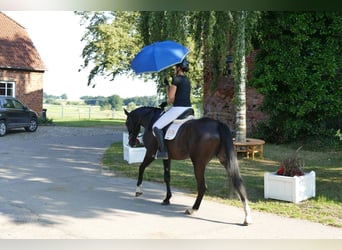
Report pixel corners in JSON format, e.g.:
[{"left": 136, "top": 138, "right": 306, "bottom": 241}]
[{"left": 233, "top": 138, "right": 265, "bottom": 160}]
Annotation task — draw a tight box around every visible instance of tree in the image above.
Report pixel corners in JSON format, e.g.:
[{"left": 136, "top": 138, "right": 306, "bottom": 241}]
[
  {"left": 250, "top": 12, "right": 342, "bottom": 142},
  {"left": 76, "top": 11, "right": 142, "bottom": 87},
  {"left": 126, "top": 101, "right": 136, "bottom": 111},
  {"left": 189, "top": 11, "right": 260, "bottom": 142},
  {"left": 233, "top": 11, "right": 248, "bottom": 142},
  {"left": 138, "top": 11, "right": 261, "bottom": 142},
  {"left": 107, "top": 94, "right": 123, "bottom": 110},
  {"left": 77, "top": 11, "right": 260, "bottom": 142},
  {"left": 76, "top": 11, "right": 205, "bottom": 103}
]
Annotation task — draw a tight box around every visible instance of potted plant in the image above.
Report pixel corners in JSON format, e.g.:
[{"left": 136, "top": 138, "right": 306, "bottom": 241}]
[
  {"left": 275, "top": 146, "right": 305, "bottom": 177},
  {"left": 264, "top": 147, "right": 316, "bottom": 203}
]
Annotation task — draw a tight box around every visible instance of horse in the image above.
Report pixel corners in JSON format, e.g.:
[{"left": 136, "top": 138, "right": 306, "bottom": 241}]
[{"left": 124, "top": 106, "right": 252, "bottom": 225}]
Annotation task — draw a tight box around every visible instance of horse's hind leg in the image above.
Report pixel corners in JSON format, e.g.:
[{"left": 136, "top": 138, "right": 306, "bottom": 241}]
[
  {"left": 232, "top": 176, "right": 252, "bottom": 225},
  {"left": 218, "top": 153, "right": 252, "bottom": 225},
  {"left": 223, "top": 159, "right": 252, "bottom": 225}
]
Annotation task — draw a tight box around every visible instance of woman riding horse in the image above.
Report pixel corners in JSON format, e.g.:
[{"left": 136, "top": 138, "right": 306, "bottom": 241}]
[
  {"left": 124, "top": 107, "right": 252, "bottom": 226},
  {"left": 152, "top": 59, "right": 192, "bottom": 159}
]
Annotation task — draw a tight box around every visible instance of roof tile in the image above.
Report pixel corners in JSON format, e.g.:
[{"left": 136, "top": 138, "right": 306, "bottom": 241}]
[{"left": 0, "top": 12, "right": 46, "bottom": 71}]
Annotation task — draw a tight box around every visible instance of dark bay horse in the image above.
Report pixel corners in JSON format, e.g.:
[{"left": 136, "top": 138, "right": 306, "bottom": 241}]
[{"left": 124, "top": 106, "right": 252, "bottom": 225}]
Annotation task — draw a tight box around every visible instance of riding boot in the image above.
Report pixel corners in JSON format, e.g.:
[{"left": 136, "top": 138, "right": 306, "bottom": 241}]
[{"left": 153, "top": 127, "right": 169, "bottom": 159}]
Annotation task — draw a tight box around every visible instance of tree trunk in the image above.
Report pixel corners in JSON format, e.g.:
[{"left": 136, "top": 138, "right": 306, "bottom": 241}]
[{"left": 235, "top": 11, "right": 247, "bottom": 143}]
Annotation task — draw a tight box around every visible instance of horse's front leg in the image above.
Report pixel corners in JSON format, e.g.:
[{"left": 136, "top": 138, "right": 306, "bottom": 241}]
[
  {"left": 185, "top": 162, "right": 207, "bottom": 215},
  {"left": 136, "top": 154, "right": 154, "bottom": 197},
  {"left": 161, "top": 159, "right": 172, "bottom": 205}
]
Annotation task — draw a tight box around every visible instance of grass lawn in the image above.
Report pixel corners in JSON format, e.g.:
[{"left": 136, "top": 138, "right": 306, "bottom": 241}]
[
  {"left": 102, "top": 142, "right": 342, "bottom": 228},
  {"left": 52, "top": 119, "right": 125, "bottom": 127}
]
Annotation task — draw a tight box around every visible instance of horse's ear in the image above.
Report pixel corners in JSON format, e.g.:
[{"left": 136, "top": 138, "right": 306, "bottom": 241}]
[{"left": 124, "top": 109, "right": 129, "bottom": 116}]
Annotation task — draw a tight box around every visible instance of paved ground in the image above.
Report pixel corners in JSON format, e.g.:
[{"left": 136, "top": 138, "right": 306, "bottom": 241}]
[{"left": 0, "top": 126, "right": 341, "bottom": 239}]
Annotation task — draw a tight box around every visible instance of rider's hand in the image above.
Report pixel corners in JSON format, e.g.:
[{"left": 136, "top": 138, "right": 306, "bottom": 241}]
[
  {"left": 159, "top": 101, "right": 168, "bottom": 109},
  {"left": 164, "top": 78, "right": 169, "bottom": 86}
]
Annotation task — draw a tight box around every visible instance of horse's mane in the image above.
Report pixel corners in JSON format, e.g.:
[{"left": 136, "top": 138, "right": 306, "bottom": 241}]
[{"left": 133, "top": 106, "right": 163, "bottom": 130}]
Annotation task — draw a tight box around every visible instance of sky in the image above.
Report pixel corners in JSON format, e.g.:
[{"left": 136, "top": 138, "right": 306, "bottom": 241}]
[{"left": 3, "top": 11, "right": 157, "bottom": 100}]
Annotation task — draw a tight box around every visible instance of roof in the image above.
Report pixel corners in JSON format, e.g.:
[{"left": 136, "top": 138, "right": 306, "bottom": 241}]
[{"left": 0, "top": 12, "right": 46, "bottom": 72}]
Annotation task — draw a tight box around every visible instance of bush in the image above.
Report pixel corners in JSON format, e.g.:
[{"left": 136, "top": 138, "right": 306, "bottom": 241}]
[
  {"left": 250, "top": 12, "right": 342, "bottom": 143},
  {"left": 38, "top": 116, "right": 54, "bottom": 125}
]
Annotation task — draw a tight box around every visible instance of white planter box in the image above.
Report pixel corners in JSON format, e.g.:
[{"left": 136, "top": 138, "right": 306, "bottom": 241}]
[
  {"left": 123, "top": 132, "right": 146, "bottom": 164},
  {"left": 264, "top": 171, "right": 316, "bottom": 203}
]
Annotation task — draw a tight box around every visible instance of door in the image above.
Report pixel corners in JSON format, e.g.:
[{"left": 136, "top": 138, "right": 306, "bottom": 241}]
[
  {"left": 3, "top": 98, "right": 29, "bottom": 128},
  {"left": 11, "top": 98, "right": 30, "bottom": 125}
]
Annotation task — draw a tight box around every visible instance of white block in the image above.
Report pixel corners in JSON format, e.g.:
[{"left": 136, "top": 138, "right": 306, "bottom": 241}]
[
  {"left": 264, "top": 171, "right": 316, "bottom": 203},
  {"left": 123, "top": 132, "right": 146, "bottom": 164}
]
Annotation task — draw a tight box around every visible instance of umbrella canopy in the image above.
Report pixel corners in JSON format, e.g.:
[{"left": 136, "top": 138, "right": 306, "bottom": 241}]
[{"left": 131, "top": 40, "right": 189, "bottom": 74}]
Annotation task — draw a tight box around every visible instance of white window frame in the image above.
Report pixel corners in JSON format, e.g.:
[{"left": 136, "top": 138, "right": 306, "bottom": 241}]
[{"left": 0, "top": 81, "right": 15, "bottom": 97}]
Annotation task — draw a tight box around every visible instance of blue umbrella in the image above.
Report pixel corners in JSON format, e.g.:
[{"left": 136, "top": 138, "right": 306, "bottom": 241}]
[{"left": 131, "top": 40, "right": 189, "bottom": 74}]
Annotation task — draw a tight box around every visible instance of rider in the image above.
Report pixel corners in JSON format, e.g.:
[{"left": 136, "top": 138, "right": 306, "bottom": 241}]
[{"left": 152, "top": 58, "right": 192, "bottom": 159}]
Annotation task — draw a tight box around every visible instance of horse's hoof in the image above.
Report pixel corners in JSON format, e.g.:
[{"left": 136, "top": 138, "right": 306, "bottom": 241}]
[
  {"left": 243, "top": 219, "right": 252, "bottom": 226},
  {"left": 185, "top": 208, "right": 197, "bottom": 215},
  {"left": 161, "top": 200, "right": 170, "bottom": 206},
  {"left": 135, "top": 192, "right": 143, "bottom": 197},
  {"left": 185, "top": 209, "right": 192, "bottom": 215}
]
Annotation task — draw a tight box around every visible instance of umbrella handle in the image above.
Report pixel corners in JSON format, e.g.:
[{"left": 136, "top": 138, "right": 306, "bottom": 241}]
[{"left": 159, "top": 101, "right": 168, "bottom": 109}]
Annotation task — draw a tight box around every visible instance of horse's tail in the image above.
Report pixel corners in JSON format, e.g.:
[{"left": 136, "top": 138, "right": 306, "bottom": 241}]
[{"left": 217, "top": 122, "right": 247, "bottom": 197}]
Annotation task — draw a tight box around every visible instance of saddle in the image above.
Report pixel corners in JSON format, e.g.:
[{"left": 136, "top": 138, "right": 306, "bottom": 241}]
[{"left": 164, "top": 108, "right": 194, "bottom": 140}]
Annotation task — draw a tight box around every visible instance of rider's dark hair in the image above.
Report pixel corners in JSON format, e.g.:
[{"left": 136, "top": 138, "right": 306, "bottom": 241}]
[{"left": 176, "top": 58, "right": 189, "bottom": 72}]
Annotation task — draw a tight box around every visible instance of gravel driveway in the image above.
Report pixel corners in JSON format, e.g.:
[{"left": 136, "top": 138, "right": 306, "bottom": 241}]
[{"left": 0, "top": 126, "right": 341, "bottom": 239}]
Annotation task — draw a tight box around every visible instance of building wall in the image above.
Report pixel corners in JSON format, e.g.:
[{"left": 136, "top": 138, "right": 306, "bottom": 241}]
[
  {"left": 0, "top": 69, "right": 44, "bottom": 115},
  {"left": 203, "top": 51, "right": 267, "bottom": 136}
]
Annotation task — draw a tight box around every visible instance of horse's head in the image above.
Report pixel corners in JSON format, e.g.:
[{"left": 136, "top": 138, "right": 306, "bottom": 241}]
[
  {"left": 124, "top": 109, "right": 141, "bottom": 147},
  {"left": 124, "top": 106, "right": 163, "bottom": 147}
]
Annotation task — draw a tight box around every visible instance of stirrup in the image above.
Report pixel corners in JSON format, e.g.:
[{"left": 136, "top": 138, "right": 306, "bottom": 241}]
[{"left": 155, "top": 150, "right": 168, "bottom": 159}]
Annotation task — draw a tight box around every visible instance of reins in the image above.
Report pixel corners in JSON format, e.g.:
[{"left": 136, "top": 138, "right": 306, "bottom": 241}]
[{"left": 136, "top": 107, "right": 163, "bottom": 130}]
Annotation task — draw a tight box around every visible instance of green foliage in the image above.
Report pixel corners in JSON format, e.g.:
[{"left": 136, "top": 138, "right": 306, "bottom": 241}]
[
  {"left": 123, "top": 96, "right": 158, "bottom": 106},
  {"left": 54, "top": 119, "right": 125, "bottom": 127},
  {"left": 80, "top": 95, "right": 123, "bottom": 110},
  {"left": 79, "top": 95, "right": 158, "bottom": 110},
  {"left": 336, "top": 129, "right": 342, "bottom": 141},
  {"left": 107, "top": 95, "right": 123, "bottom": 110},
  {"left": 250, "top": 12, "right": 342, "bottom": 142},
  {"left": 138, "top": 11, "right": 188, "bottom": 45},
  {"left": 81, "top": 95, "right": 109, "bottom": 106},
  {"left": 126, "top": 101, "right": 136, "bottom": 111},
  {"left": 38, "top": 116, "right": 54, "bottom": 125},
  {"left": 189, "top": 11, "right": 230, "bottom": 89},
  {"left": 137, "top": 11, "right": 203, "bottom": 101},
  {"left": 75, "top": 11, "right": 260, "bottom": 109},
  {"left": 43, "top": 92, "right": 68, "bottom": 104},
  {"left": 76, "top": 11, "right": 142, "bottom": 87}
]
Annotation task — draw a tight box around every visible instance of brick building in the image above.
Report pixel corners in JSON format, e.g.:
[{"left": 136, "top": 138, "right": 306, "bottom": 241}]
[
  {"left": 0, "top": 12, "right": 46, "bottom": 115},
  {"left": 203, "top": 51, "right": 267, "bottom": 135}
]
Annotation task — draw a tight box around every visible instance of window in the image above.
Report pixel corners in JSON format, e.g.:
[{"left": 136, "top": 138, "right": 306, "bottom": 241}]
[
  {"left": 0, "top": 82, "right": 15, "bottom": 97},
  {"left": 11, "top": 99, "right": 24, "bottom": 109},
  {"left": 3, "top": 99, "right": 15, "bottom": 108}
]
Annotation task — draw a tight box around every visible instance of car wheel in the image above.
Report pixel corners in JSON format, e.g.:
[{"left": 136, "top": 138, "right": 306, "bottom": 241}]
[
  {"left": 0, "top": 120, "right": 7, "bottom": 136},
  {"left": 25, "top": 118, "right": 38, "bottom": 132}
]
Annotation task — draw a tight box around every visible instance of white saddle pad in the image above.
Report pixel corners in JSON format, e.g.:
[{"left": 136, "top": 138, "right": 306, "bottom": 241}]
[{"left": 164, "top": 116, "right": 194, "bottom": 140}]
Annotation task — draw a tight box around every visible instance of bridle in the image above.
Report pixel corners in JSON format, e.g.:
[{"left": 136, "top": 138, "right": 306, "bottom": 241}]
[{"left": 127, "top": 107, "right": 160, "bottom": 147}]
